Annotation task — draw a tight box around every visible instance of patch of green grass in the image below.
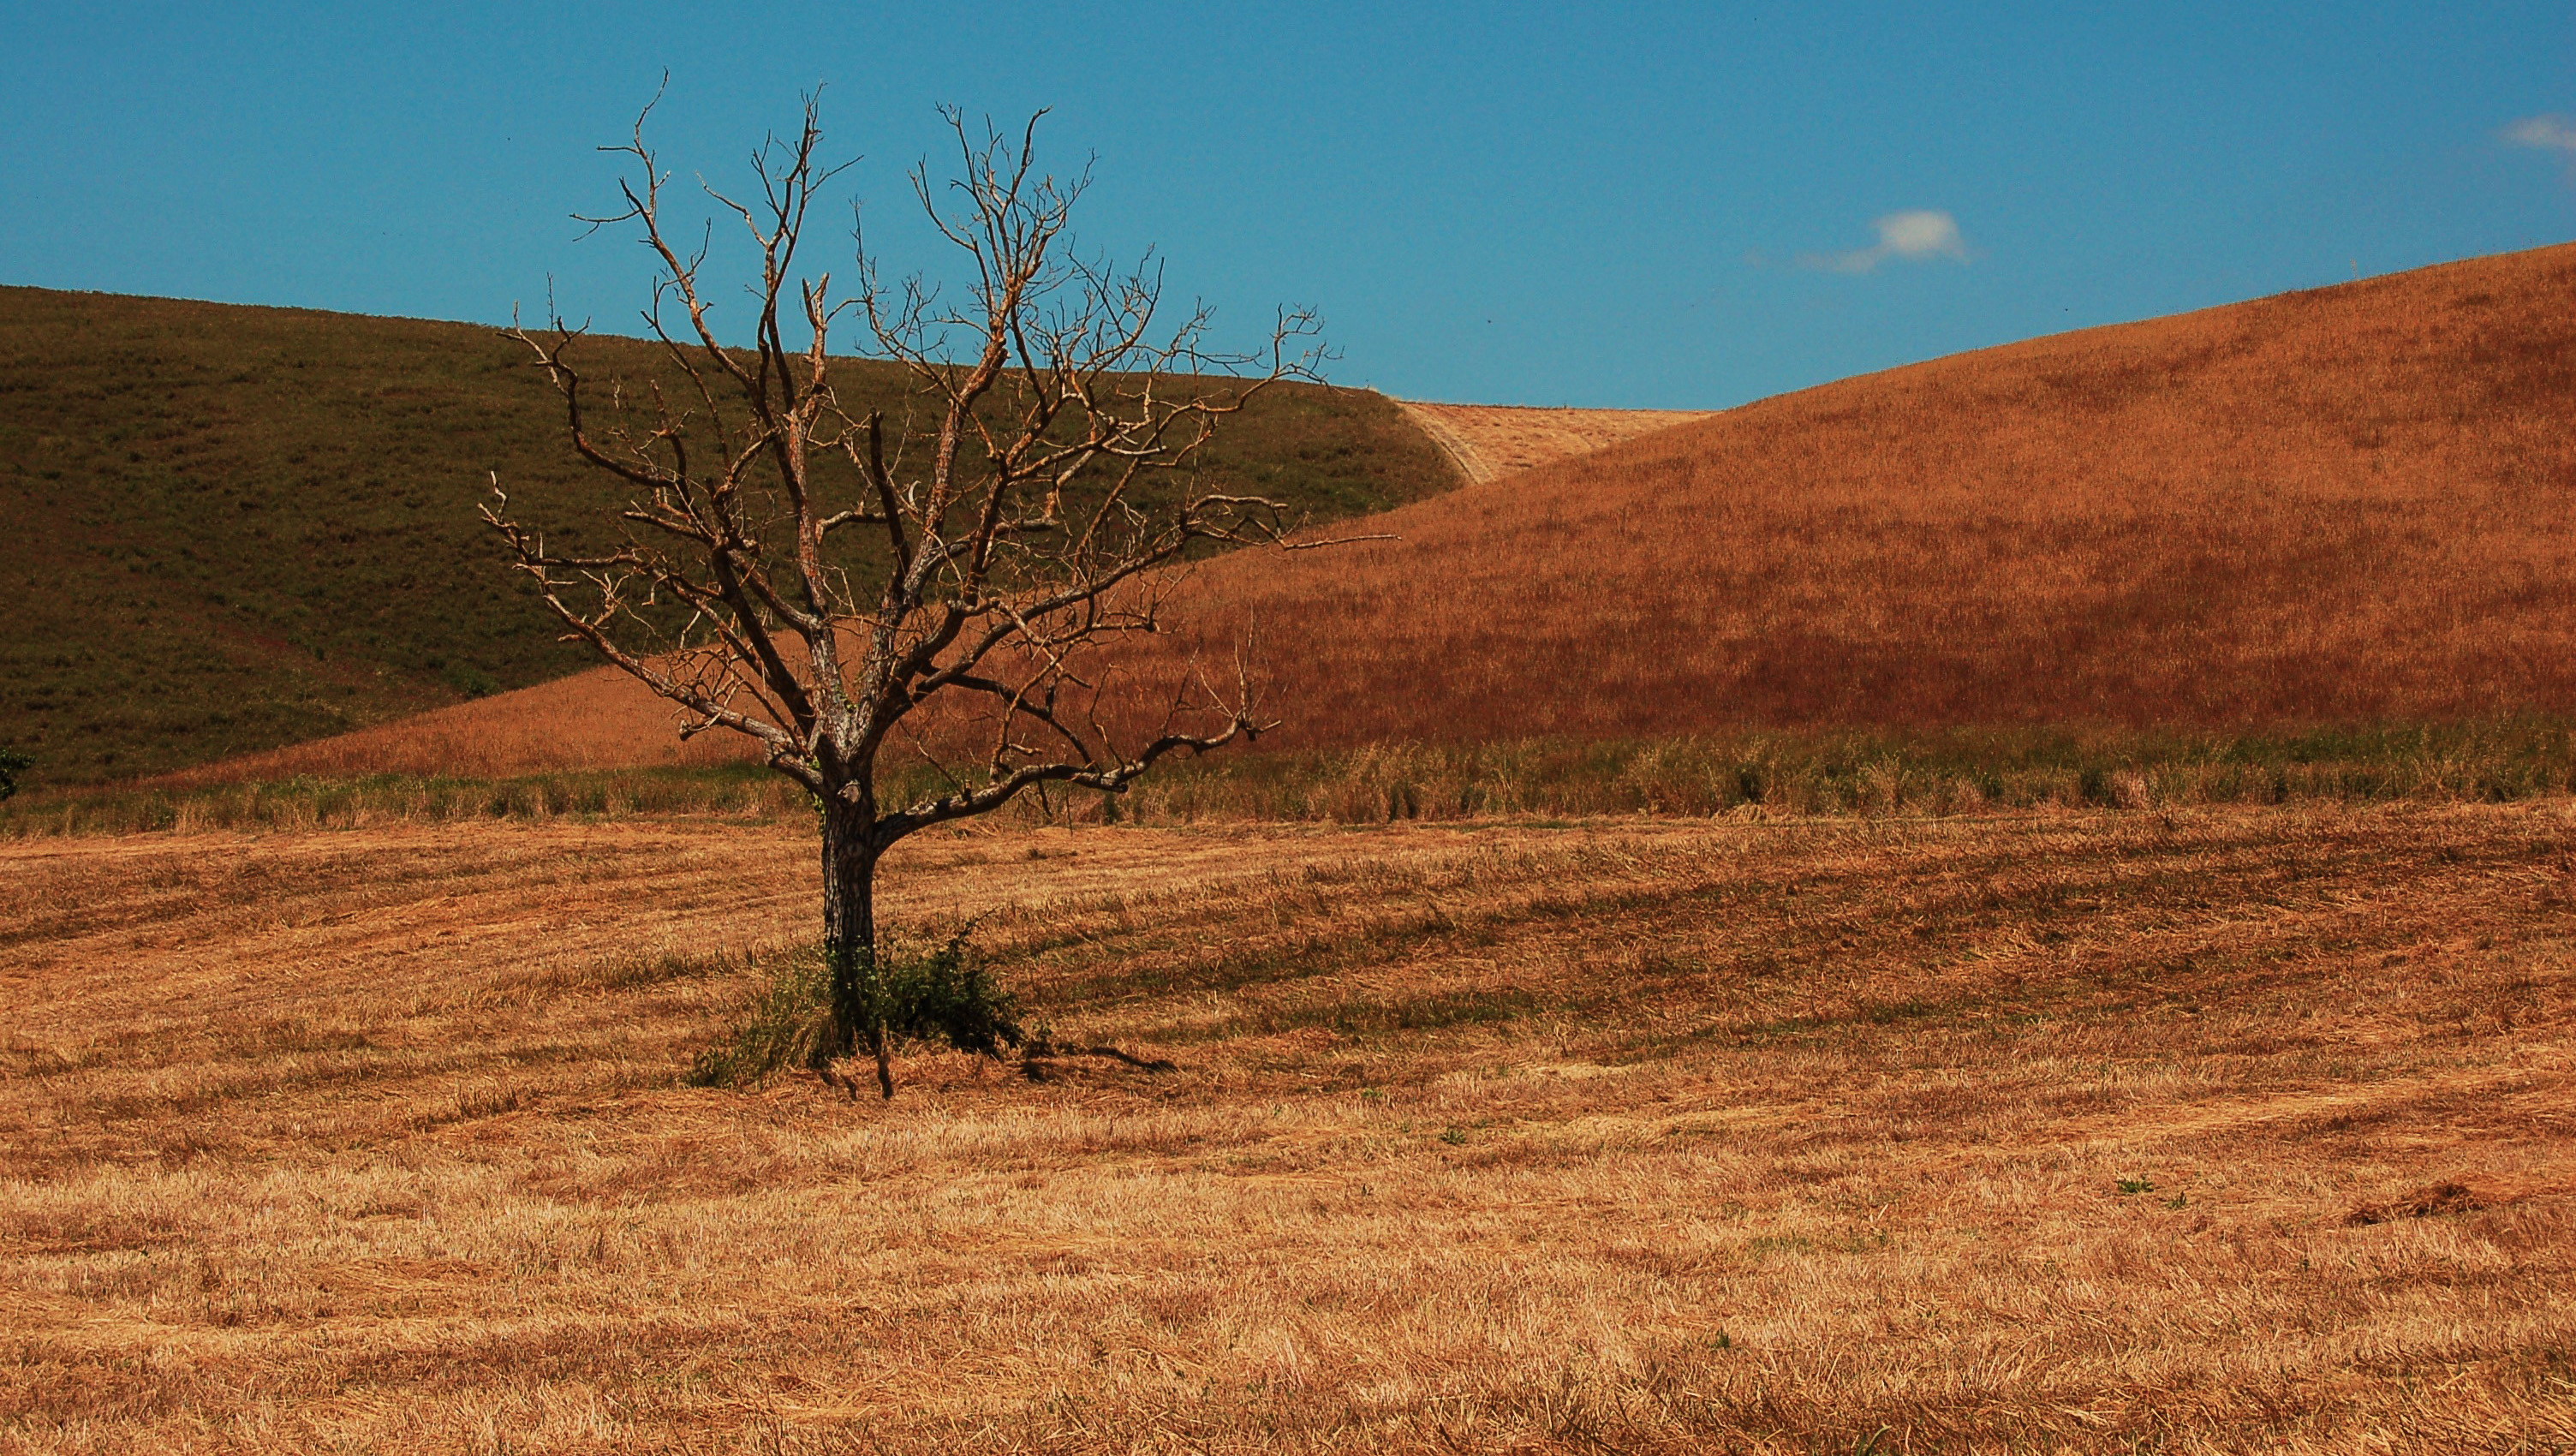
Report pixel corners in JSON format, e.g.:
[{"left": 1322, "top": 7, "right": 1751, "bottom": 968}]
[
  {"left": 0, "top": 286, "right": 1458, "bottom": 785},
  {"left": 1744, "top": 1234, "right": 1815, "bottom": 1261},
  {"left": 687, "top": 947, "right": 836, "bottom": 1089}
]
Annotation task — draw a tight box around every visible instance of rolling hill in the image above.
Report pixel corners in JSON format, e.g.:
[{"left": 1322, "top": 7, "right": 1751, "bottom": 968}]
[
  {"left": 156, "top": 241, "right": 2576, "bottom": 785},
  {"left": 1177, "top": 241, "right": 2576, "bottom": 742},
  {"left": 0, "top": 287, "right": 1458, "bottom": 784}
]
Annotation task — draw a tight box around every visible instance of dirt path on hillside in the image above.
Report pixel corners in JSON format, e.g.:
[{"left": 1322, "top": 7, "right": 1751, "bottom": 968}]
[{"left": 1396, "top": 400, "right": 1714, "bottom": 484}]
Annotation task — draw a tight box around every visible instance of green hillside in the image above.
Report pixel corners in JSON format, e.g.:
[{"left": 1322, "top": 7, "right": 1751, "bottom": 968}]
[{"left": 0, "top": 286, "right": 1455, "bottom": 785}]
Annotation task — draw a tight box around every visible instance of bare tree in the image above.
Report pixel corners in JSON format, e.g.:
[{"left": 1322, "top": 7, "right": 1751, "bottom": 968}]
[{"left": 485, "top": 94, "right": 1333, "bottom": 1096}]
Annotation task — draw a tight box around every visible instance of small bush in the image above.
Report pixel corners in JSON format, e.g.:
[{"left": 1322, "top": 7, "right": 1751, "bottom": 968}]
[
  {"left": 878, "top": 930, "right": 1025, "bottom": 1058},
  {"left": 688, "top": 931, "right": 1023, "bottom": 1089},
  {"left": 0, "top": 748, "right": 27, "bottom": 802},
  {"left": 2078, "top": 765, "right": 2114, "bottom": 807},
  {"left": 687, "top": 946, "right": 833, "bottom": 1089}
]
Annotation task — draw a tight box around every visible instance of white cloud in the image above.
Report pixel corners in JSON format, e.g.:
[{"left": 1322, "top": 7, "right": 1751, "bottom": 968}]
[
  {"left": 2503, "top": 114, "right": 2576, "bottom": 152},
  {"left": 1800, "top": 210, "right": 1972, "bottom": 274}
]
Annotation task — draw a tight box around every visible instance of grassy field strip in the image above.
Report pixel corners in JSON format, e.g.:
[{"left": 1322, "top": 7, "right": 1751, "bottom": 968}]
[{"left": 3, "top": 808, "right": 2573, "bottom": 1451}]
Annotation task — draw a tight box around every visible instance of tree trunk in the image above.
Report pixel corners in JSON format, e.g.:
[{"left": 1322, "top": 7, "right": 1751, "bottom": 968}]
[{"left": 818, "top": 791, "right": 892, "bottom": 1098}]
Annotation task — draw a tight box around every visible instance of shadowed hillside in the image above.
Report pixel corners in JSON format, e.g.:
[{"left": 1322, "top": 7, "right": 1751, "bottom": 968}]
[{"left": 0, "top": 287, "right": 1455, "bottom": 784}]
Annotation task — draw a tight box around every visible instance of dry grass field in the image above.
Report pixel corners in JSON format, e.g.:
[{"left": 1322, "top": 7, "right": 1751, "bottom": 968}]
[
  {"left": 17, "top": 242, "right": 2576, "bottom": 1454},
  {"left": 1395, "top": 403, "right": 1715, "bottom": 485},
  {"left": 7, "top": 803, "right": 2574, "bottom": 1452}
]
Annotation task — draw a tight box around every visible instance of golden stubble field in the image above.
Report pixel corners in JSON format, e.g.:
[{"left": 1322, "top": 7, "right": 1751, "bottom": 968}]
[
  {"left": 1392, "top": 403, "right": 1714, "bottom": 486},
  {"left": 5, "top": 803, "right": 2574, "bottom": 1453}
]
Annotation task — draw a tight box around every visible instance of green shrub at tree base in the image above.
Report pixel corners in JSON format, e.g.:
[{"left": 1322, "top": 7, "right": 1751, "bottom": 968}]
[
  {"left": 685, "top": 946, "right": 836, "bottom": 1089},
  {"left": 871, "top": 930, "right": 1025, "bottom": 1059},
  {"left": 688, "top": 931, "right": 1022, "bottom": 1089}
]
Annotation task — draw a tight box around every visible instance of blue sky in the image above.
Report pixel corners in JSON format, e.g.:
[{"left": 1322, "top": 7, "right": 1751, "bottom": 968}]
[{"left": 3, "top": 3, "right": 2571, "bottom": 408}]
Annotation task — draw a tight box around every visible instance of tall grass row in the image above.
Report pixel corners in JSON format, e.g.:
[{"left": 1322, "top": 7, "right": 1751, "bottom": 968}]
[
  {"left": 0, "top": 765, "right": 807, "bottom": 838},
  {"left": 18, "top": 725, "right": 2576, "bottom": 837}
]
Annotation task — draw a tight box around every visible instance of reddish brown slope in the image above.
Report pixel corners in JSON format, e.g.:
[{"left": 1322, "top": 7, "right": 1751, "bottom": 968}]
[{"left": 1173, "top": 243, "right": 2576, "bottom": 742}]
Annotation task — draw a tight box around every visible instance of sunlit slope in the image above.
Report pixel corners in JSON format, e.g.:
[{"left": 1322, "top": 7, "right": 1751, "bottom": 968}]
[
  {"left": 1177, "top": 243, "right": 2576, "bottom": 741},
  {"left": 1395, "top": 402, "right": 1715, "bottom": 483},
  {"left": 0, "top": 286, "right": 1454, "bottom": 783}
]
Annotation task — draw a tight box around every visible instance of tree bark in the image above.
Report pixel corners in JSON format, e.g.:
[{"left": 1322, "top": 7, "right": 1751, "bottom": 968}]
[{"left": 818, "top": 790, "right": 892, "bottom": 1098}]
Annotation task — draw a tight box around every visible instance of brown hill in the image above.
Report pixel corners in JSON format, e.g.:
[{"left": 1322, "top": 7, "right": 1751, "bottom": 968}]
[
  {"left": 187, "top": 242, "right": 2576, "bottom": 781},
  {"left": 1184, "top": 242, "right": 2576, "bottom": 742}
]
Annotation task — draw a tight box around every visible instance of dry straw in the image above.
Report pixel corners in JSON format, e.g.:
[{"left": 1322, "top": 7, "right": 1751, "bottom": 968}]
[{"left": 3, "top": 806, "right": 2571, "bottom": 1449}]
